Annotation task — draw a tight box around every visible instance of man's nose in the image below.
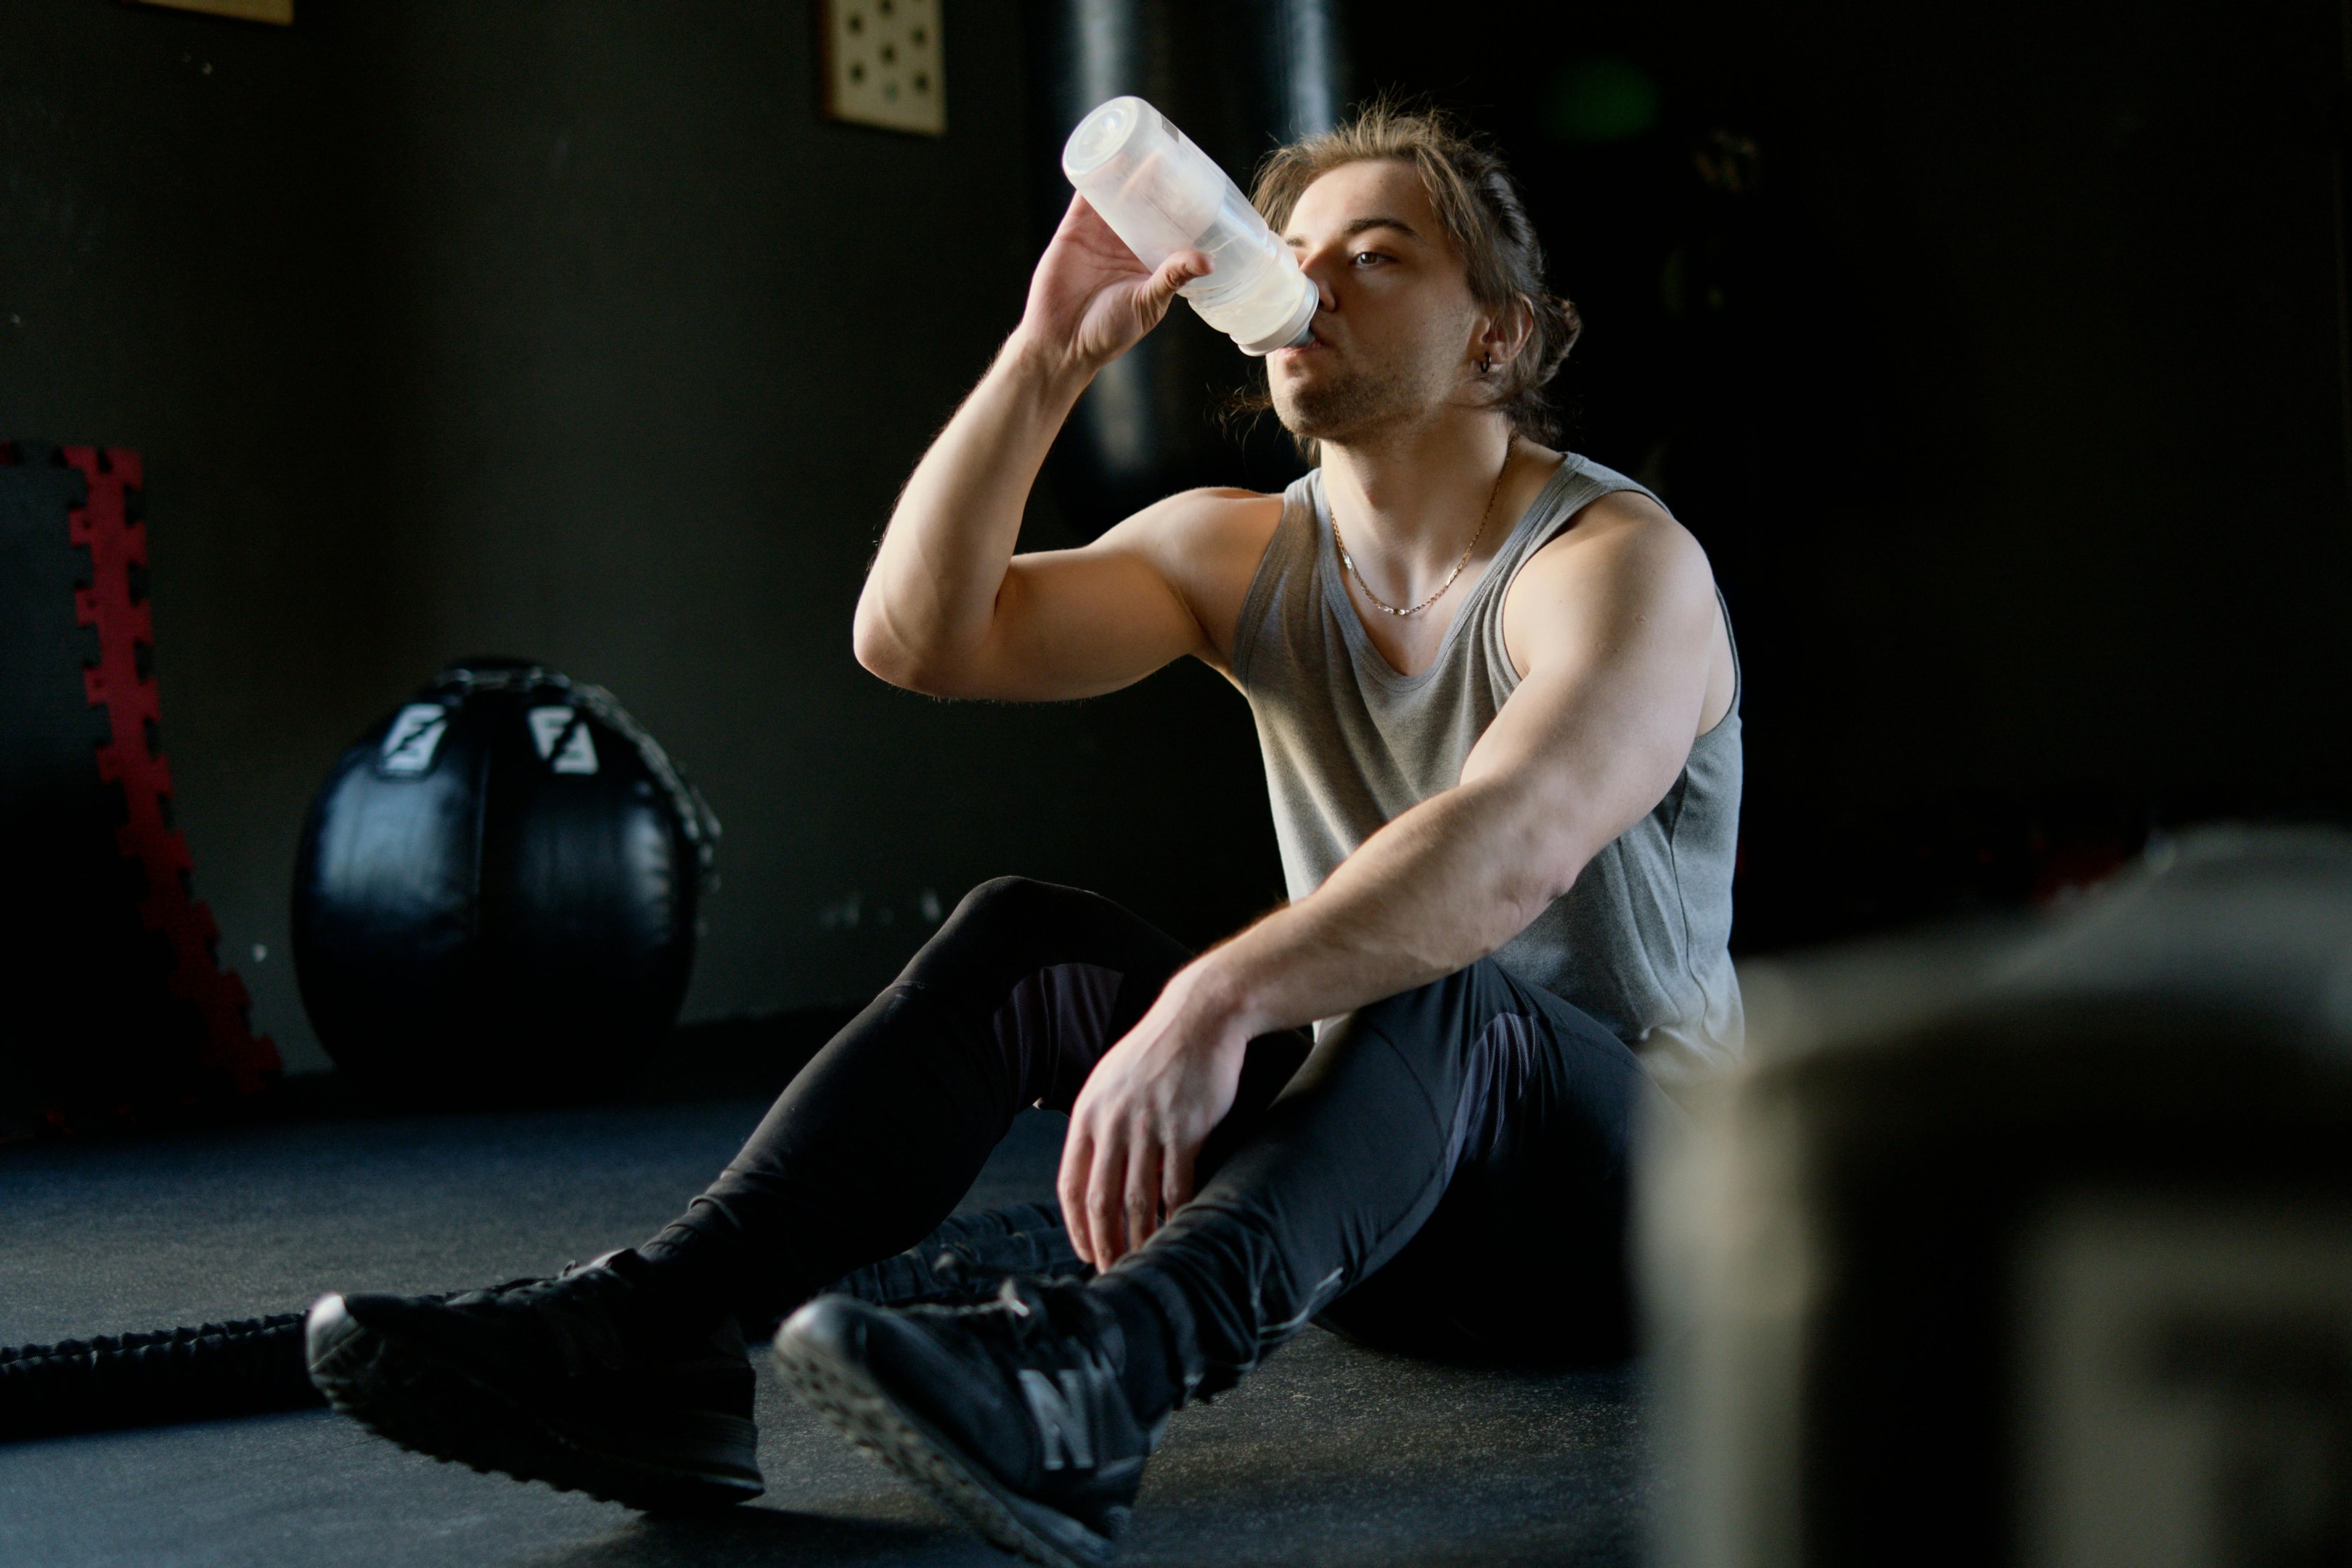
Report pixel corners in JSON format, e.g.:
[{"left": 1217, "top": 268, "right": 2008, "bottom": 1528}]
[{"left": 1295, "top": 249, "right": 1342, "bottom": 311}]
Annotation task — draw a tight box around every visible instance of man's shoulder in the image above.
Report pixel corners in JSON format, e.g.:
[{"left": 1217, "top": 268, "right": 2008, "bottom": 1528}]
[
  {"left": 1100, "top": 485, "right": 1288, "bottom": 568},
  {"left": 1525, "top": 484, "right": 1702, "bottom": 581},
  {"left": 1504, "top": 483, "right": 1716, "bottom": 640},
  {"left": 1130, "top": 483, "right": 1288, "bottom": 534}
]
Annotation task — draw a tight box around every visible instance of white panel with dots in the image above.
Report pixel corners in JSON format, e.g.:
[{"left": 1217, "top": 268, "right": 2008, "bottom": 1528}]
[{"left": 820, "top": 0, "right": 944, "bottom": 136}]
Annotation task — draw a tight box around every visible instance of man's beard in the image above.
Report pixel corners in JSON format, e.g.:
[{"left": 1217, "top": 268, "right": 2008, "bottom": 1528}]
[{"left": 1272, "top": 348, "right": 1448, "bottom": 446}]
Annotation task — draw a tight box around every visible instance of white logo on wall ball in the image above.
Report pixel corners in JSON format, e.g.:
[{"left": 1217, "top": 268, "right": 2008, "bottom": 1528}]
[
  {"left": 377, "top": 703, "right": 451, "bottom": 776},
  {"left": 526, "top": 706, "right": 600, "bottom": 775}
]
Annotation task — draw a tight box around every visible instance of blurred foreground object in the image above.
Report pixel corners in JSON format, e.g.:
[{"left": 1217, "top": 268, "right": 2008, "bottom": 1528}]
[
  {"left": 292, "top": 659, "right": 717, "bottom": 1105},
  {"left": 0, "top": 442, "right": 278, "bottom": 1138},
  {"left": 1647, "top": 826, "right": 2352, "bottom": 1567}
]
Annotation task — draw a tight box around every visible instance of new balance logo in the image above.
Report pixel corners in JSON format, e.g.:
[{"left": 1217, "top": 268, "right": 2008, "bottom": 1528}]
[{"left": 1018, "top": 1368, "right": 1096, "bottom": 1471}]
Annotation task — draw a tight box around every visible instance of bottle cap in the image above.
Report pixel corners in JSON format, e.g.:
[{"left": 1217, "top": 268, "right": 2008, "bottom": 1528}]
[{"left": 1235, "top": 282, "right": 1320, "bottom": 357}]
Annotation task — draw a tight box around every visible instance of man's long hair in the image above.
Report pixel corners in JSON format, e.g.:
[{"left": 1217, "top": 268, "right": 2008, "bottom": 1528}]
[{"left": 1233, "top": 99, "right": 1582, "bottom": 454}]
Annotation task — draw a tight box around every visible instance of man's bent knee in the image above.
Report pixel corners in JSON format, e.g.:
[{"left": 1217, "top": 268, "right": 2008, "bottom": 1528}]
[{"left": 938, "top": 875, "right": 1102, "bottom": 939}]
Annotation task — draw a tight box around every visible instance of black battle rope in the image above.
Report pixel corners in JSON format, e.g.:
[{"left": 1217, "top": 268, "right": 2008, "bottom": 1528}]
[
  {"left": 0, "top": 1313, "right": 324, "bottom": 1440},
  {"left": 0, "top": 1203, "right": 1087, "bottom": 1442}
]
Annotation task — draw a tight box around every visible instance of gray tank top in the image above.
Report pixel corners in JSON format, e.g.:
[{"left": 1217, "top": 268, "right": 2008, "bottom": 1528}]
[{"left": 1230, "top": 455, "right": 1744, "bottom": 1098}]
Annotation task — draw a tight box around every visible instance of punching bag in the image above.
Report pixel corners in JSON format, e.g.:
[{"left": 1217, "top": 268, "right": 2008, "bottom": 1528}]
[
  {"left": 291, "top": 660, "right": 718, "bottom": 1101},
  {"left": 1026, "top": 0, "right": 1352, "bottom": 532}
]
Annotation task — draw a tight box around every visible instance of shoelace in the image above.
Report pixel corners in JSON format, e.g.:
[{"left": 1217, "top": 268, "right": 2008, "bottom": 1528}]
[
  {"left": 449, "top": 1259, "right": 639, "bottom": 1374},
  {"left": 836, "top": 1204, "right": 1090, "bottom": 1310},
  {"left": 926, "top": 1259, "right": 1053, "bottom": 1353},
  {"left": 928, "top": 1246, "right": 1013, "bottom": 1297},
  {"left": 957, "top": 1273, "right": 1110, "bottom": 1365},
  {"left": 463, "top": 1254, "right": 605, "bottom": 1299}
]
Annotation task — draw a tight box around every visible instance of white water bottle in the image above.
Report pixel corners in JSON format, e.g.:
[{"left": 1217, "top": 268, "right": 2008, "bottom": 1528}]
[{"left": 1061, "top": 96, "right": 1319, "bottom": 356}]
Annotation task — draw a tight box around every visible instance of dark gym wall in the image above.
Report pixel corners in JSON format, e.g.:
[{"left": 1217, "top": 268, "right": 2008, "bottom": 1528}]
[
  {"left": 0, "top": 1, "right": 1286, "bottom": 1073},
  {"left": 8, "top": 0, "right": 2350, "bottom": 1071},
  {"left": 1352, "top": 0, "right": 2352, "bottom": 944}
]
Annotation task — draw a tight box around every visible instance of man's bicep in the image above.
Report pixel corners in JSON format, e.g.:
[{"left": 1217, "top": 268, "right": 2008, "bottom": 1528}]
[
  {"left": 942, "top": 487, "right": 1265, "bottom": 700},
  {"left": 1463, "top": 528, "right": 1720, "bottom": 868},
  {"left": 976, "top": 542, "right": 1207, "bottom": 699}
]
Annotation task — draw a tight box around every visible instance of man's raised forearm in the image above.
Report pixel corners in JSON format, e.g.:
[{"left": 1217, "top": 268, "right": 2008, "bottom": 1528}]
[{"left": 852, "top": 332, "right": 1091, "bottom": 687}]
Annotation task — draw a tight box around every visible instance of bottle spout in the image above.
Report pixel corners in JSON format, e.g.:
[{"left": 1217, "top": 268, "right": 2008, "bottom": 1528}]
[{"left": 1234, "top": 288, "right": 1320, "bottom": 358}]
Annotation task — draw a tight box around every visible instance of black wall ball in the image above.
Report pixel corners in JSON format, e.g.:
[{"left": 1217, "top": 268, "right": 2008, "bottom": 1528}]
[{"left": 292, "top": 660, "right": 719, "bottom": 1101}]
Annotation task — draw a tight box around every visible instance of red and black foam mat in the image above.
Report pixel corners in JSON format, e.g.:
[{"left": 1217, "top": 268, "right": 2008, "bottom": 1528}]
[{"left": 0, "top": 441, "right": 279, "bottom": 1138}]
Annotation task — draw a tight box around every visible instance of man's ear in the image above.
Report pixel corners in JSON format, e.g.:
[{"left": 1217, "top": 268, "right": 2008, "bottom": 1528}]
[{"left": 1479, "top": 294, "right": 1538, "bottom": 371}]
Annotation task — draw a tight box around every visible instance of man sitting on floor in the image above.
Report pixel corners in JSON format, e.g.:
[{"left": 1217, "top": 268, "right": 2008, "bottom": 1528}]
[{"left": 305, "top": 103, "right": 1742, "bottom": 1568}]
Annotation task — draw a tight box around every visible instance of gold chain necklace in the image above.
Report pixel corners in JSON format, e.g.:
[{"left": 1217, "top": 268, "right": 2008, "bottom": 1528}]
[{"left": 1330, "top": 443, "right": 1514, "bottom": 618}]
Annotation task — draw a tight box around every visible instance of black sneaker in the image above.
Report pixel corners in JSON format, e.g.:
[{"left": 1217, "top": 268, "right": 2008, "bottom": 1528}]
[
  {"left": 305, "top": 1249, "right": 761, "bottom": 1511},
  {"left": 772, "top": 1275, "right": 1164, "bottom": 1568}
]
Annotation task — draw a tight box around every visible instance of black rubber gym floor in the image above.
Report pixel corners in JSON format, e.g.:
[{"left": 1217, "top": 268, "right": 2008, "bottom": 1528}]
[{"left": 0, "top": 1086, "right": 1646, "bottom": 1567}]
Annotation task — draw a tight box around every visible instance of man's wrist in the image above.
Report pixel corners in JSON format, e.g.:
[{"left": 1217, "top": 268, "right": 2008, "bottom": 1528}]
[
  {"left": 1172, "top": 938, "right": 1284, "bottom": 1046},
  {"left": 1000, "top": 324, "right": 1095, "bottom": 402}
]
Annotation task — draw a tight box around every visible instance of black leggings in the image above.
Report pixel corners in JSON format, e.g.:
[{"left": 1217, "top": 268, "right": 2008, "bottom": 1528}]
[{"left": 642, "top": 878, "right": 1670, "bottom": 1390}]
